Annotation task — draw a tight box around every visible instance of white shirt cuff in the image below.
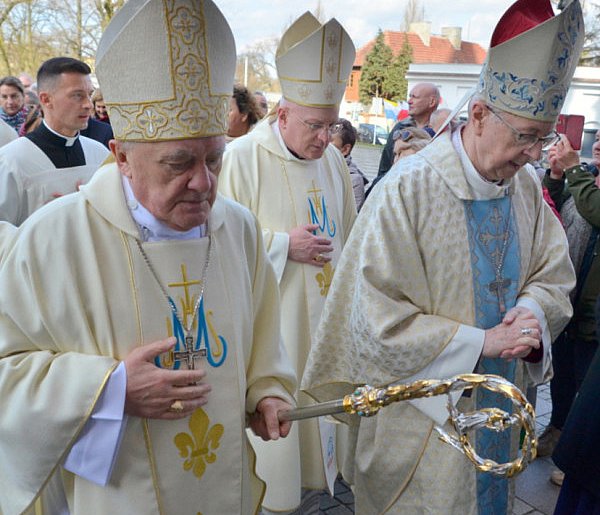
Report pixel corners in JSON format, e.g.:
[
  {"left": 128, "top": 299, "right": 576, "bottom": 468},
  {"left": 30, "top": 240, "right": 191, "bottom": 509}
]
[
  {"left": 63, "top": 362, "right": 128, "bottom": 486},
  {"left": 516, "top": 297, "right": 551, "bottom": 384},
  {"left": 404, "top": 324, "right": 485, "bottom": 425}
]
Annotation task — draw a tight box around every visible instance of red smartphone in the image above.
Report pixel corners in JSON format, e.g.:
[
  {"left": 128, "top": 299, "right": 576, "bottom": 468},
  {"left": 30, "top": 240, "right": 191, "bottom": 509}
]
[{"left": 556, "top": 114, "right": 584, "bottom": 150}]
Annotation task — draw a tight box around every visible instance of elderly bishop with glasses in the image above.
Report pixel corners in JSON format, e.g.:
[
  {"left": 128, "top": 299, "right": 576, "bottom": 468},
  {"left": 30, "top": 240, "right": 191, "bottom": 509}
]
[
  {"left": 302, "top": 1, "right": 581, "bottom": 514},
  {"left": 0, "top": 1, "right": 297, "bottom": 513},
  {"left": 219, "top": 12, "right": 357, "bottom": 515}
]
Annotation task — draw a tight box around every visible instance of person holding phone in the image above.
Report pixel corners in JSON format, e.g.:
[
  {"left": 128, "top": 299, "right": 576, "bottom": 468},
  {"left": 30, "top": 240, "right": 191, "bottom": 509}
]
[{"left": 540, "top": 134, "right": 600, "bottom": 486}]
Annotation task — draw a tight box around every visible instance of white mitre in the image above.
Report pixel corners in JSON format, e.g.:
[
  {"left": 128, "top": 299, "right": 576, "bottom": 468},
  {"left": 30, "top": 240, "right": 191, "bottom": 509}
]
[
  {"left": 276, "top": 12, "right": 356, "bottom": 108},
  {"left": 95, "top": 0, "right": 236, "bottom": 141},
  {"left": 477, "top": 0, "right": 584, "bottom": 122}
]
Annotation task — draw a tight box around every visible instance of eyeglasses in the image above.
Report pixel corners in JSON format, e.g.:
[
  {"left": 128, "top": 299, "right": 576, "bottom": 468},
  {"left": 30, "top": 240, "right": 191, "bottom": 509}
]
[
  {"left": 393, "top": 129, "right": 414, "bottom": 142},
  {"left": 487, "top": 106, "right": 560, "bottom": 151},
  {"left": 289, "top": 111, "right": 342, "bottom": 136}
]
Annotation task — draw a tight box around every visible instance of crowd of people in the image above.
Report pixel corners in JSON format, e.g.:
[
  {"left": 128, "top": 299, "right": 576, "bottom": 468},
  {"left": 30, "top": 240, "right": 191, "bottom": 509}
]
[{"left": 0, "top": 0, "right": 597, "bottom": 514}]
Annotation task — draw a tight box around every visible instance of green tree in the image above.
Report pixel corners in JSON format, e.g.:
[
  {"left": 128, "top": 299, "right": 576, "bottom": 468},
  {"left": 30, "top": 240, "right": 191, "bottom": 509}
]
[
  {"left": 358, "top": 29, "right": 393, "bottom": 105},
  {"left": 385, "top": 34, "right": 412, "bottom": 102},
  {"left": 579, "top": 1, "right": 600, "bottom": 65}
]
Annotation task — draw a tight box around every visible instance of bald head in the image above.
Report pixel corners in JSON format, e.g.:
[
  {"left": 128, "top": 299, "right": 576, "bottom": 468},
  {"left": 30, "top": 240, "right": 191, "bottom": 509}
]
[{"left": 408, "top": 82, "right": 440, "bottom": 127}]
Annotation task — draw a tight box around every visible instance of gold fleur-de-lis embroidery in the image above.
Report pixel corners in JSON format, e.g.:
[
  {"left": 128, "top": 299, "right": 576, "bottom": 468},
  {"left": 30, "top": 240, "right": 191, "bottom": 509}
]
[
  {"left": 325, "top": 58, "right": 336, "bottom": 76},
  {"left": 324, "top": 84, "right": 335, "bottom": 101},
  {"left": 298, "top": 84, "right": 312, "bottom": 100},
  {"left": 174, "top": 408, "right": 224, "bottom": 479},
  {"left": 316, "top": 262, "right": 334, "bottom": 296},
  {"left": 327, "top": 32, "right": 338, "bottom": 49}
]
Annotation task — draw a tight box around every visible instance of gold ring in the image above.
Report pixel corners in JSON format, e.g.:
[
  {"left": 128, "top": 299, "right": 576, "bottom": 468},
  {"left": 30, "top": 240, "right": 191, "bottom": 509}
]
[
  {"left": 314, "top": 253, "right": 324, "bottom": 263},
  {"left": 170, "top": 400, "right": 184, "bottom": 413}
]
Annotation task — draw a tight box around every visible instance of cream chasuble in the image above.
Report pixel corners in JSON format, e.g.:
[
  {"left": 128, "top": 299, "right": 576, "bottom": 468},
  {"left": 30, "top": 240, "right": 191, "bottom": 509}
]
[
  {"left": 302, "top": 130, "right": 575, "bottom": 514},
  {"left": 220, "top": 117, "right": 356, "bottom": 509},
  {"left": 0, "top": 136, "right": 108, "bottom": 225},
  {"left": 0, "top": 164, "right": 295, "bottom": 515},
  {"left": 0, "top": 118, "right": 17, "bottom": 147}
]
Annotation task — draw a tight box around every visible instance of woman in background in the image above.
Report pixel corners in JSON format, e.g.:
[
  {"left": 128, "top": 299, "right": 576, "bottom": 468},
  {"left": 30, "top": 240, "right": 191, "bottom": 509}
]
[{"left": 227, "top": 84, "right": 262, "bottom": 139}]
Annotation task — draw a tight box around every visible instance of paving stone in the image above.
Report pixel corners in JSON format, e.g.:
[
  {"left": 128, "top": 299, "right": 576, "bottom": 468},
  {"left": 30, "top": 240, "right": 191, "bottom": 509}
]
[{"left": 513, "top": 497, "right": 536, "bottom": 515}]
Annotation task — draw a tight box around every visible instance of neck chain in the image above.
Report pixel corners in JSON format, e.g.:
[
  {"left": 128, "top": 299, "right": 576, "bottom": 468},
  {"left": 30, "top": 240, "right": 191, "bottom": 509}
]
[
  {"left": 135, "top": 234, "right": 212, "bottom": 344},
  {"left": 467, "top": 202, "right": 512, "bottom": 316}
]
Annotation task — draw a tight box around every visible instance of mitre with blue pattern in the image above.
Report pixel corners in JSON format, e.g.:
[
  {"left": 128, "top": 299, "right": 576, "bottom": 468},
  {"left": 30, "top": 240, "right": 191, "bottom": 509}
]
[
  {"left": 95, "top": 0, "right": 236, "bottom": 141},
  {"left": 478, "top": 0, "right": 584, "bottom": 122},
  {"left": 276, "top": 12, "right": 356, "bottom": 108}
]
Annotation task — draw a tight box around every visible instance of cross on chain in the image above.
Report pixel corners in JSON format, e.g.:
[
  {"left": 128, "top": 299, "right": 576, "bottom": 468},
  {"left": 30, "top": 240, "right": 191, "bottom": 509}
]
[
  {"left": 173, "top": 335, "right": 207, "bottom": 370},
  {"left": 488, "top": 277, "right": 511, "bottom": 316}
]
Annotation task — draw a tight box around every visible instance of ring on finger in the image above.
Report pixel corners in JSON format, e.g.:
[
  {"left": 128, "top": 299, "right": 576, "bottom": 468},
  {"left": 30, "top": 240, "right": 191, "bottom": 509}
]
[
  {"left": 520, "top": 327, "right": 533, "bottom": 336},
  {"left": 314, "top": 253, "right": 325, "bottom": 263},
  {"left": 169, "top": 400, "right": 184, "bottom": 413}
]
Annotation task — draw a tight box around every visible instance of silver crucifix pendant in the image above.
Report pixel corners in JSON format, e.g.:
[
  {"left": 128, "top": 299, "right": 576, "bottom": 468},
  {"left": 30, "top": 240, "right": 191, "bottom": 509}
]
[
  {"left": 173, "top": 335, "right": 207, "bottom": 370},
  {"left": 488, "top": 277, "right": 511, "bottom": 316}
]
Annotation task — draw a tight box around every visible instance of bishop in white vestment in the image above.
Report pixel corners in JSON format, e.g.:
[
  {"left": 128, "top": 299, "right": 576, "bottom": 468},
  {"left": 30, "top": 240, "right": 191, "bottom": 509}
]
[
  {"left": 303, "top": 1, "right": 582, "bottom": 513},
  {"left": 0, "top": 1, "right": 296, "bottom": 514},
  {"left": 219, "top": 12, "right": 356, "bottom": 512}
]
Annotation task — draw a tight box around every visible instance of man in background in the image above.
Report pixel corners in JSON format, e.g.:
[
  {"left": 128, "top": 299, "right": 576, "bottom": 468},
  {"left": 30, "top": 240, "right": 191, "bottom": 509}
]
[
  {"left": 0, "top": 57, "right": 108, "bottom": 225},
  {"left": 376, "top": 82, "right": 440, "bottom": 177}
]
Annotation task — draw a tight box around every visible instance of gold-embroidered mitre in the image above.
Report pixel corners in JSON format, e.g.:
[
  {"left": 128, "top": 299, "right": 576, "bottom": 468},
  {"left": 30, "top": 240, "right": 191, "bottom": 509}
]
[
  {"left": 276, "top": 12, "right": 356, "bottom": 108},
  {"left": 95, "top": 0, "right": 236, "bottom": 141},
  {"left": 477, "top": 0, "right": 584, "bottom": 122}
]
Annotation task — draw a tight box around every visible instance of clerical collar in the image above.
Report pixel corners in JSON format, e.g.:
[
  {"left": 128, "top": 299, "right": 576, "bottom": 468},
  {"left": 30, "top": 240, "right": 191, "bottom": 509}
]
[
  {"left": 452, "top": 127, "right": 511, "bottom": 200},
  {"left": 43, "top": 120, "right": 79, "bottom": 147},
  {"left": 122, "top": 176, "right": 205, "bottom": 242},
  {"left": 272, "top": 120, "right": 312, "bottom": 162}
]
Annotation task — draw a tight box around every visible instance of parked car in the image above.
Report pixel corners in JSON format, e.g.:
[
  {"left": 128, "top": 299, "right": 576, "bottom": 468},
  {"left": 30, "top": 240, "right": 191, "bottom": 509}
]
[{"left": 357, "top": 123, "right": 388, "bottom": 145}]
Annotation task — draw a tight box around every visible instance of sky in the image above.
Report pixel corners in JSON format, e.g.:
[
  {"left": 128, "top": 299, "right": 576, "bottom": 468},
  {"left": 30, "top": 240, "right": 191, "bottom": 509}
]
[{"left": 217, "top": 0, "right": 519, "bottom": 53}]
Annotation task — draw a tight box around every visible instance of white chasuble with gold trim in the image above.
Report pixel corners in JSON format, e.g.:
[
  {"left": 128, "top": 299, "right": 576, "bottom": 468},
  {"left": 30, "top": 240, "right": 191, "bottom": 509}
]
[
  {"left": 220, "top": 118, "right": 356, "bottom": 509},
  {"left": 302, "top": 131, "right": 574, "bottom": 515},
  {"left": 130, "top": 240, "right": 245, "bottom": 514},
  {"left": 0, "top": 165, "right": 295, "bottom": 515}
]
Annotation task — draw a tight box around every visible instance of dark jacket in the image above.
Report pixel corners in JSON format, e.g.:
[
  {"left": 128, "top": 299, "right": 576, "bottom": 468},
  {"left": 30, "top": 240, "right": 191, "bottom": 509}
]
[
  {"left": 376, "top": 118, "right": 416, "bottom": 177},
  {"left": 552, "top": 306, "right": 600, "bottom": 494},
  {"left": 81, "top": 118, "right": 113, "bottom": 149},
  {"left": 544, "top": 165, "right": 600, "bottom": 342}
]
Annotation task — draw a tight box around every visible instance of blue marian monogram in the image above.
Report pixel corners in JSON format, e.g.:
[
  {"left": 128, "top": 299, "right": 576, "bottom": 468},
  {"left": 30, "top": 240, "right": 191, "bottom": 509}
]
[{"left": 307, "top": 180, "right": 336, "bottom": 237}]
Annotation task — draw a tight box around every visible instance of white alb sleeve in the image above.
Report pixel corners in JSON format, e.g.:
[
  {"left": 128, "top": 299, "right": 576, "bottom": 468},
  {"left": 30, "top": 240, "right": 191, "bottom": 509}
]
[{"left": 63, "top": 362, "right": 128, "bottom": 486}]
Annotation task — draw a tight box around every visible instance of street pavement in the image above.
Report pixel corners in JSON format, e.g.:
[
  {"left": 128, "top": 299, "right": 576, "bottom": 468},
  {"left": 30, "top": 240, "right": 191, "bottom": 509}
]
[{"left": 312, "top": 143, "right": 563, "bottom": 514}]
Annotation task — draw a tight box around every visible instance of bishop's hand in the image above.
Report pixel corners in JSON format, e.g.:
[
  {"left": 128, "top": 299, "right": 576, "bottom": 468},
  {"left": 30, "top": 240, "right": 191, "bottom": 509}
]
[
  {"left": 123, "top": 337, "right": 212, "bottom": 420},
  {"left": 483, "top": 308, "right": 541, "bottom": 360},
  {"left": 248, "top": 397, "right": 293, "bottom": 441},
  {"left": 288, "top": 223, "right": 333, "bottom": 267}
]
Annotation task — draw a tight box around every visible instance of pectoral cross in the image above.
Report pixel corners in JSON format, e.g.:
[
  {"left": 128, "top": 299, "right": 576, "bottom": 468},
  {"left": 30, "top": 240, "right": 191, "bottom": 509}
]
[
  {"left": 488, "top": 277, "right": 511, "bottom": 316},
  {"left": 173, "top": 335, "right": 207, "bottom": 370}
]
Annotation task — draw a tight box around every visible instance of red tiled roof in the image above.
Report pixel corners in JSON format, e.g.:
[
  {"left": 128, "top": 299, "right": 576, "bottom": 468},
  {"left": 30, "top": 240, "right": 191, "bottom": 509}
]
[{"left": 355, "top": 31, "right": 487, "bottom": 67}]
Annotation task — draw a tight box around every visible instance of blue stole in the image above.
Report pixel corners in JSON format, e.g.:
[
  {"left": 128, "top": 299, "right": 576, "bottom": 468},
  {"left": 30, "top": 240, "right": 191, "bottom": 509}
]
[{"left": 464, "top": 195, "right": 520, "bottom": 515}]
